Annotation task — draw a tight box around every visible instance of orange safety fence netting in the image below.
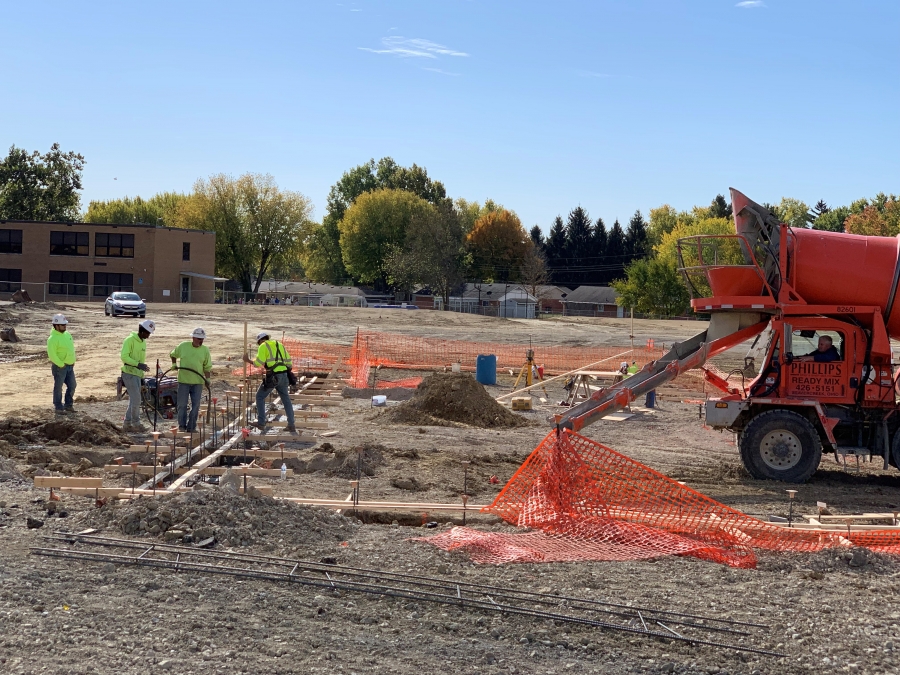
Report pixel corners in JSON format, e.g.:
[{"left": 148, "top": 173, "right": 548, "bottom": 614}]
[
  {"left": 235, "top": 330, "right": 670, "bottom": 388},
  {"left": 419, "top": 430, "right": 900, "bottom": 568}
]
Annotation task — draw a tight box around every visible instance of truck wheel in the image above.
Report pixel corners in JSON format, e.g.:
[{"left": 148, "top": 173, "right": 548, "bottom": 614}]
[{"left": 739, "top": 409, "right": 822, "bottom": 483}]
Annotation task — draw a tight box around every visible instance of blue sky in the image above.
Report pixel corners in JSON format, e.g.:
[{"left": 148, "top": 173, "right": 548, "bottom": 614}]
[{"left": 2, "top": 1, "right": 897, "bottom": 231}]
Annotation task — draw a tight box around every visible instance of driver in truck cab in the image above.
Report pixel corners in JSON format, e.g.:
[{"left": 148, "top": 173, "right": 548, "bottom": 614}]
[{"left": 796, "top": 335, "right": 840, "bottom": 363}]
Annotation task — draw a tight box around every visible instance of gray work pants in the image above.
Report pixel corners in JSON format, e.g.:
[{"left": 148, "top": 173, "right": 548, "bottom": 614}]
[{"left": 122, "top": 372, "right": 143, "bottom": 424}]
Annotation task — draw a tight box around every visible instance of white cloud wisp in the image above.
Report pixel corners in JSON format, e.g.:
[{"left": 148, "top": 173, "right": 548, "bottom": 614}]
[{"left": 359, "top": 36, "right": 468, "bottom": 59}]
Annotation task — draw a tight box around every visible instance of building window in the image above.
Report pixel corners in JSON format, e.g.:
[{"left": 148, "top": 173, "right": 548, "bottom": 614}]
[
  {"left": 95, "top": 232, "right": 134, "bottom": 258},
  {"left": 48, "top": 270, "right": 88, "bottom": 296},
  {"left": 93, "top": 272, "right": 134, "bottom": 298},
  {"left": 0, "top": 268, "right": 22, "bottom": 293},
  {"left": 50, "top": 231, "right": 89, "bottom": 256},
  {"left": 182, "top": 242, "right": 190, "bottom": 261},
  {"left": 0, "top": 230, "right": 23, "bottom": 254}
]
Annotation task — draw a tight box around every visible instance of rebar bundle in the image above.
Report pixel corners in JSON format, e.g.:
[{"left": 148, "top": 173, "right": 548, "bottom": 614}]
[{"left": 32, "top": 533, "right": 783, "bottom": 657}]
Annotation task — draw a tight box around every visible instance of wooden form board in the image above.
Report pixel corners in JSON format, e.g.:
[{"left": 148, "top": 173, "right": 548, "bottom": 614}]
[
  {"left": 268, "top": 420, "right": 330, "bottom": 429},
  {"left": 283, "top": 498, "right": 488, "bottom": 512},
  {"left": 34, "top": 476, "right": 103, "bottom": 488},
  {"left": 222, "top": 449, "right": 299, "bottom": 459},
  {"left": 104, "top": 465, "right": 293, "bottom": 477},
  {"left": 58, "top": 487, "right": 135, "bottom": 497},
  {"left": 247, "top": 432, "right": 317, "bottom": 441},
  {"left": 174, "top": 466, "right": 292, "bottom": 477}
]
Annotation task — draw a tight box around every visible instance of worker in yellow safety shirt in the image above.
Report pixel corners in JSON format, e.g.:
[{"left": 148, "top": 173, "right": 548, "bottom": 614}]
[
  {"left": 243, "top": 331, "right": 296, "bottom": 433},
  {"left": 627, "top": 361, "right": 639, "bottom": 376},
  {"left": 120, "top": 319, "right": 156, "bottom": 432},
  {"left": 47, "top": 313, "right": 76, "bottom": 414},
  {"left": 170, "top": 327, "right": 212, "bottom": 433}
]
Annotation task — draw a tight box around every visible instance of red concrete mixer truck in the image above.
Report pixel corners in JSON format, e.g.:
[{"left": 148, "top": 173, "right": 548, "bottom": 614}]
[{"left": 557, "top": 188, "right": 900, "bottom": 483}]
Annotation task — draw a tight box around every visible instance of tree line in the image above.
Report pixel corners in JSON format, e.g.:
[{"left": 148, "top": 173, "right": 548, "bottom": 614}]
[{"left": 2, "top": 143, "right": 896, "bottom": 314}]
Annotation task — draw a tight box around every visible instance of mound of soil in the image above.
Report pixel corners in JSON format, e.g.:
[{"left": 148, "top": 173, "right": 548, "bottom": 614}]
[
  {"left": 0, "top": 416, "right": 131, "bottom": 447},
  {"left": 75, "top": 489, "right": 355, "bottom": 549},
  {"left": 379, "top": 373, "right": 529, "bottom": 429},
  {"left": 285, "top": 442, "right": 385, "bottom": 478},
  {"left": 0, "top": 456, "right": 25, "bottom": 483}
]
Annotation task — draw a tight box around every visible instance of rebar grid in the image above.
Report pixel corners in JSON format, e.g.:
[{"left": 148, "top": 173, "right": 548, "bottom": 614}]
[{"left": 32, "top": 534, "right": 783, "bottom": 657}]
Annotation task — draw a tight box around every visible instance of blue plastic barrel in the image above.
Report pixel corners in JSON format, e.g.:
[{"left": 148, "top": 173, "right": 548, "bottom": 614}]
[{"left": 475, "top": 354, "right": 497, "bottom": 385}]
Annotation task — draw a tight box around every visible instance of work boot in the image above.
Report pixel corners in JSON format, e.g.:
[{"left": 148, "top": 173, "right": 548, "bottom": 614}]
[
  {"left": 250, "top": 422, "right": 267, "bottom": 431},
  {"left": 285, "top": 424, "right": 297, "bottom": 434},
  {"left": 54, "top": 408, "right": 67, "bottom": 416},
  {"left": 64, "top": 406, "right": 76, "bottom": 414},
  {"left": 130, "top": 422, "right": 147, "bottom": 432}
]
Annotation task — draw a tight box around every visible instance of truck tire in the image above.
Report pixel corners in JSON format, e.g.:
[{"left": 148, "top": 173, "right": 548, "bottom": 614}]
[{"left": 739, "top": 409, "right": 822, "bottom": 483}]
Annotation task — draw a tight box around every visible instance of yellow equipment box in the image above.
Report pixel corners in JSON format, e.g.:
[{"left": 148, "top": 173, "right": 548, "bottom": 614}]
[{"left": 511, "top": 397, "right": 533, "bottom": 411}]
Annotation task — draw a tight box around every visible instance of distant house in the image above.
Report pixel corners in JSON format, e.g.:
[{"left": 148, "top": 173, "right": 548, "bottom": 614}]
[
  {"left": 255, "top": 281, "right": 368, "bottom": 306},
  {"left": 562, "top": 286, "right": 623, "bottom": 317}
]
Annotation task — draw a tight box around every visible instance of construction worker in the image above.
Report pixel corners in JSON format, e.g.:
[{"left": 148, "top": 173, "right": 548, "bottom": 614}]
[
  {"left": 243, "top": 331, "right": 296, "bottom": 433},
  {"left": 170, "top": 327, "right": 212, "bottom": 433},
  {"left": 627, "top": 361, "right": 639, "bottom": 376},
  {"left": 47, "top": 313, "right": 76, "bottom": 414},
  {"left": 120, "top": 319, "right": 155, "bottom": 431}
]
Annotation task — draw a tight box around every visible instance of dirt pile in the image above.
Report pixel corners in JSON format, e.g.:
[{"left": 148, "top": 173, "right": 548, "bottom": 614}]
[
  {"left": 0, "top": 416, "right": 131, "bottom": 447},
  {"left": 285, "top": 442, "right": 385, "bottom": 478},
  {"left": 379, "top": 373, "right": 530, "bottom": 428},
  {"left": 75, "top": 489, "right": 355, "bottom": 549},
  {"left": 0, "top": 456, "right": 25, "bottom": 483}
]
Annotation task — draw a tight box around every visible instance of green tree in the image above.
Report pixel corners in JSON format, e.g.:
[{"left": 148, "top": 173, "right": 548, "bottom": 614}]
[
  {"left": 774, "top": 197, "right": 813, "bottom": 228},
  {"left": 0, "top": 143, "right": 85, "bottom": 221},
  {"left": 455, "top": 197, "right": 503, "bottom": 234},
  {"left": 564, "top": 206, "right": 593, "bottom": 285},
  {"left": 529, "top": 224, "right": 544, "bottom": 249},
  {"left": 176, "top": 173, "right": 314, "bottom": 294},
  {"left": 606, "top": 219, "right": 627, "bottom": 276},
  {"left": 813, "top": 206, "right": 850, "bottom": 232},
  {"left": 466, "top": 209, "right": 530, "bottom": 282},
  {"left": 612, "top": 257, "right": 690, "bottom": 317},
  {"left": 647, "top": 205, "right": 683, "bottom": 248},
  {"left": 339, "top": 188, "right": 434, "bottom": 286},
  {"left": 625, "top": 209, "right": 650, "bottom": 261},
  {"left": 544, "top": 216, "right": 567, "bottom": 272},
  {"left": 85, "top": 192, "right": 188, "bottom": 226},
  {"left": 386, "top": 203, "right": 468, "bottom": 307},
  {"left": 303, "top": 157, "right": 448, "bottom": 283},
  {"left": 708, "top": 194, "right": 733, "bottom": 220}
]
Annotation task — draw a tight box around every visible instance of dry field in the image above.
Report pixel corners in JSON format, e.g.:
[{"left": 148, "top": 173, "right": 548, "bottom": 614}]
[{"left": 1, "top": 301, "right": 899, "bottom": 675}]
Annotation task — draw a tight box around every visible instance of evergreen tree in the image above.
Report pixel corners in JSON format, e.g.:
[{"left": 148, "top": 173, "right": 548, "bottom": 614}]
[
  {"left": 709, "top": 194, "right": 733, "bottom": 220},
  {"left": 564, "top": 206, "right": 592, "bottom": 286},
  {"left": 545, "top": 216, "right": 567, "bottom": 282},
  {"left": 606, "top": 219, "right": 627, "bottom": 282},
  {"left": 625, "top": 210, "right": 649, "bottom": 263},
  {"left": 812, "top": 200, "right": 830, "bottom": 218},
  {"left": 591, "top": 217, "right": 608, "bottom": 285},
  {"left": 529, "top": 224, "right": 545, "bottom": 250}
]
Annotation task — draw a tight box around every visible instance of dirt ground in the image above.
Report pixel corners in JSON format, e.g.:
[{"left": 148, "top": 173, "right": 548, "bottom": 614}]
[{"left": 2, "top": 302, "right": 900, "bottom": 674}]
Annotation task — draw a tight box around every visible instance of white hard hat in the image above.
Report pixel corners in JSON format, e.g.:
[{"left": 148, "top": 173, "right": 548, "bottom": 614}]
[
  {"left": 256, "top": 332, "right": 270, "bottom": 342},
  {"left": 191, "top": 327, "right": 206, "bottom": 339},
  {"left": 52, "top": 313, "right": 68, "bottom": 325},
  {"left": 620, "top": 362, "right": 628, "bottom": 369},
  {"left": 140, "top": 319, "right": 156, "bottom": 334}
]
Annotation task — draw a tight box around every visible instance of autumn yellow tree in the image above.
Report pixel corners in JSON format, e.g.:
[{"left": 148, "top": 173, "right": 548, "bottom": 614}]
[
  {"left": 844, "top": 200, "right": 900, "bottom": 237},
  {"left": 466, "top": 209, "right": 530, "bottom": 282}
]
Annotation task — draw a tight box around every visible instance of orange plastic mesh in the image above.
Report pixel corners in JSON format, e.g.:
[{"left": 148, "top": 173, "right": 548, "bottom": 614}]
[
  {"left": 235, "top": 330, "right": 668, "bottom": 384},
  {"left": 421, "top": 430, "right": 900, "bottom": 568}
]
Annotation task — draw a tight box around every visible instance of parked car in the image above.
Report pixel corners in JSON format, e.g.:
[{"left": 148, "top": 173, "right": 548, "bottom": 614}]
[{"left": 104, "top": 292, "right": 147, "bottom": 317}]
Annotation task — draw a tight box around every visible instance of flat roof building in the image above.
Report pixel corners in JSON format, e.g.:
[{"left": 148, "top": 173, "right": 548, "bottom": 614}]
[{"left": 0, "top": 220, "right": 219, "bottom": 303}]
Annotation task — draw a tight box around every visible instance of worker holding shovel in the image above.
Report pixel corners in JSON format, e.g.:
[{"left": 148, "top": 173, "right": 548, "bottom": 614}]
[
  {"left": 170, "top": 327, "right": 212, "bottom": 433},
  {"left": 47, "top": 313, "right": 76, "bottom": 415}
]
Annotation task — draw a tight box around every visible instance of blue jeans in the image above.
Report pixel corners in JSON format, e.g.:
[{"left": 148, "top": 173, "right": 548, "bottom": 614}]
[
  {"left": 51, "top": 364, "right": 76, "bottom": 410},
  {"left": 177, "top": 383, "right": 203, "bottom": 431},
  {"left": 256, "top": 372, "right": 294, "bottom": 427}
]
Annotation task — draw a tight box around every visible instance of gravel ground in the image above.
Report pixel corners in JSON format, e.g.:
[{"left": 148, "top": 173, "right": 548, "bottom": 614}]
[{"left": 3, "top": 305, "right": 900, "bottom": 673}]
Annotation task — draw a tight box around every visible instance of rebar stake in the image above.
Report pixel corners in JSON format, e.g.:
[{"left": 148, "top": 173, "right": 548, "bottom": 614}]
[{"left": 786, "top": 490, "right": 797, "bottom": 528}]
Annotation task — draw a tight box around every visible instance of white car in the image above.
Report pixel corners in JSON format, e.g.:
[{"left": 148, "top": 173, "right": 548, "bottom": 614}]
[{"left": 104, "top": 292, "right": 147, "bottom": 317}]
